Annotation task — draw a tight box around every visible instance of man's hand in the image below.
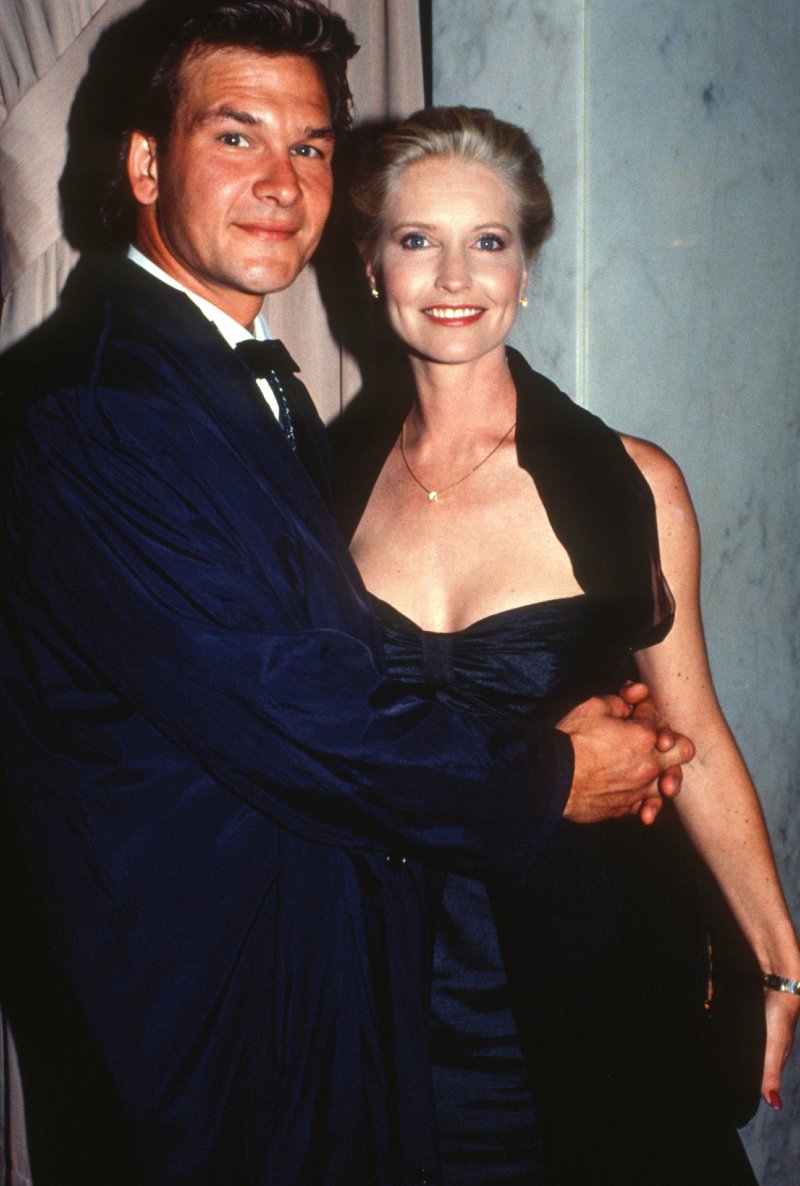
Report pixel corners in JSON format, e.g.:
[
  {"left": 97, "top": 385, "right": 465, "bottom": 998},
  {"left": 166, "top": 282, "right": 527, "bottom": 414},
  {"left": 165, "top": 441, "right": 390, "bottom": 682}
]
[
  {"left": 557, "top": 691, "right": 695, "bottom": 825},
  {"left": 619, "top": 681, "right": 687, "bottom": 819}
]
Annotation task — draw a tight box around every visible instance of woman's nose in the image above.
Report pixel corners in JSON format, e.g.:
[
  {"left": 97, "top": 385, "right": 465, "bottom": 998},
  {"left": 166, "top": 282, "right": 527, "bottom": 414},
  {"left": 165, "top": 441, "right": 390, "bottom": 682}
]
[{"left": 435, "top": 247, "right": 470, "bottom": 291}]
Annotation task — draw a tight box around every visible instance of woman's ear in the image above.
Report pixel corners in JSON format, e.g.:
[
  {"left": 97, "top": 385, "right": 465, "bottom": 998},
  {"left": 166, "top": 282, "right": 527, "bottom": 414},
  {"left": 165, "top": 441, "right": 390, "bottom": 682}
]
[
  {"left": 127, "top": 132, "right": 159, "bottom": 206},
  {"left": 364, "top": 259, "right": 382, "bottom": 300}
]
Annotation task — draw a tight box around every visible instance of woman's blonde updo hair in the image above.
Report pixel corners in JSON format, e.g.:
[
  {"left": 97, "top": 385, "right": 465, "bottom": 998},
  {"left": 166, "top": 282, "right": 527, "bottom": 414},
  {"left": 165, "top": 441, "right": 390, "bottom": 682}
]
[{"left": 350, "top": 106, "right": 554, "bottom": 267}]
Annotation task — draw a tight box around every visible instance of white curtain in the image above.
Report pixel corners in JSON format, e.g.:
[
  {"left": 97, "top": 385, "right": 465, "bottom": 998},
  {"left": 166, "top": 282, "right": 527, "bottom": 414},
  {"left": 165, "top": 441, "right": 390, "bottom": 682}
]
[
  {"left": 265, "top": 0, "right": 425, "bottom": 418},
  {"left": 0, "top": 0, "right": 143, "bottom": 350},
  {"left": 0, "top": 0, "right": 423, "bottom": 411},
  {"left": 0, "top": 2, "right": 422, "bottom": 1181}
]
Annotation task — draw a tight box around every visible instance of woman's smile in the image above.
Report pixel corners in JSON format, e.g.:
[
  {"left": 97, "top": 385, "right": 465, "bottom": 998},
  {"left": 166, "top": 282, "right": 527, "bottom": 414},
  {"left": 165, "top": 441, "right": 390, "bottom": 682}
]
[
  {"left": 421, "top": 304, "right": 485, "bottom": 325},
  {"left": 372, "top": 156, "right": 528, "bottom": 368}
]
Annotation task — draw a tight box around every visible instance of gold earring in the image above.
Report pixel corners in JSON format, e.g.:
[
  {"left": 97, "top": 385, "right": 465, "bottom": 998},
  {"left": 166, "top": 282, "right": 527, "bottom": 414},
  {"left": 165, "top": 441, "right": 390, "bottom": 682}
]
[
  {"left": 519, "top": 295, "right": 528, "bottom": 308},
  {"left": 370, "top": 286, "right": 380, "bottom": 300}
]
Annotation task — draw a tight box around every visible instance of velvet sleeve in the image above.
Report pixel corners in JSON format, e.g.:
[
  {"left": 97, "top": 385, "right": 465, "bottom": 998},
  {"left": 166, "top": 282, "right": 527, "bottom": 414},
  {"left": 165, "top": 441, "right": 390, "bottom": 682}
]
[{"left": 2, "top": 378, "right": 571, "bottom": 883}]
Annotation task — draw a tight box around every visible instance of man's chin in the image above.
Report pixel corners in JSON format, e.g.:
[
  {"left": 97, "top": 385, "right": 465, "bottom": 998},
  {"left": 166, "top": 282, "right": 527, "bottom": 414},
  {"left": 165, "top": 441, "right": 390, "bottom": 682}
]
[{"left": 240, "top": 261, "right": 310, "bottom": 297}]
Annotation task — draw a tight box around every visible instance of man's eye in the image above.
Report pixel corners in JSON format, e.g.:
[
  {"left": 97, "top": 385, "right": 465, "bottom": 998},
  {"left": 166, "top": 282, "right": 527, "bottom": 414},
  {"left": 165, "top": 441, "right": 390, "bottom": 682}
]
[
  {"left": 399, "top": 233, "right": 430, "bottom": 250},
  {"left": 475, "top": 234, "right": 505, "bottom": 251},
  {"left": 290, "top": 144, "right": 323, "bottom": 158},
  {"left": 219, "top": 132, "right": 250, "bottom": 148}
]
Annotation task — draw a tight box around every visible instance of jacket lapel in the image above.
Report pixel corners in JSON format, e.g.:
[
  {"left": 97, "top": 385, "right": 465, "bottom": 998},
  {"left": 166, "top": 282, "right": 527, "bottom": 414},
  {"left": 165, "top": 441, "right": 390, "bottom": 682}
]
[{"left": 73, "top": 256, "right": 334, "bottom": 539}]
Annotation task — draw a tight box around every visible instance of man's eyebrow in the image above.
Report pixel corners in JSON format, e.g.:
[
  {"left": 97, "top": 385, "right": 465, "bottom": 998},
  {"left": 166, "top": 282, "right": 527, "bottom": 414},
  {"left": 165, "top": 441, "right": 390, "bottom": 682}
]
[
  {"left": 302, "top": 125, "right": 336, "bottom": 141},
  {"left": 193, "top": 106, "right": 334, "bottom": 140},
  {"left": 194, "top": 104, "right": 260, "bottom": 127}
]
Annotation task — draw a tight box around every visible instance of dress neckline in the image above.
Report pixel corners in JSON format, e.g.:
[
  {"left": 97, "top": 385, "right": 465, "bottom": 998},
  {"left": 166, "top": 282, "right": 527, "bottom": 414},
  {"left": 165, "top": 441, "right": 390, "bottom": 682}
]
[{"left": 370, "top": 592, "right": 591, "bottom": 638}]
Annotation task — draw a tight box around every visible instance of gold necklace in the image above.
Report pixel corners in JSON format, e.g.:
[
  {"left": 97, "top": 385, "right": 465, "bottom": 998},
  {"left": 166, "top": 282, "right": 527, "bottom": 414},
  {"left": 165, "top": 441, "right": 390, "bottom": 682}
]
[{"left": 400, "top": 419, "right": 516, "bottom": 502}]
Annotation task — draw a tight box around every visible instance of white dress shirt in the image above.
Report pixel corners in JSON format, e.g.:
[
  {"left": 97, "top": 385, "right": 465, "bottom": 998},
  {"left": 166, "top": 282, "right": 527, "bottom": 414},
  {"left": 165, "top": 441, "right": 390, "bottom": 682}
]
[{"left": 127, "top": 246, "right": 281, "bottom": 420}]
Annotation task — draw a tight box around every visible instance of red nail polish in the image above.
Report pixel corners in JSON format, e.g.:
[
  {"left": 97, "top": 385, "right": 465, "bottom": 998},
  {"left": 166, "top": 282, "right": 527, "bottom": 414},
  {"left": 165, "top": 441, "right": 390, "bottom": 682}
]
[{"left": 768, "top": 1089, "right": 782, "bottom": 1110}]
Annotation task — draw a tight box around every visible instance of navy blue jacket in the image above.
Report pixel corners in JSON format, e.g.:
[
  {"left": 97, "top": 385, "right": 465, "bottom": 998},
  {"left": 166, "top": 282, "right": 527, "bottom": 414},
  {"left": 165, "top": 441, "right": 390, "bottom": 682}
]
[{"left": 0, "top": 255, "right": 572, "bottom": 1185}]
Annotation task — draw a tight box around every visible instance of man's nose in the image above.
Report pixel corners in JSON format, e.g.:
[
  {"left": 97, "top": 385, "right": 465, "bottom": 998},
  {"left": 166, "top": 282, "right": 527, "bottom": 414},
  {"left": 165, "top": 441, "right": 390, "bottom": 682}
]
[{"left": 252, "top": 153, "right": 302, "bottom": 205}]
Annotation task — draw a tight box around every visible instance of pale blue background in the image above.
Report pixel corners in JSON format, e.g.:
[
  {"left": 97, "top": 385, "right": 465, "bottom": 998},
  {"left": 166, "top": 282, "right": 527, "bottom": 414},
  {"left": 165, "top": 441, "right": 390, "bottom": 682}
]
[{"left": 432, "top": 1, "right": 800, "bottom": 1178}]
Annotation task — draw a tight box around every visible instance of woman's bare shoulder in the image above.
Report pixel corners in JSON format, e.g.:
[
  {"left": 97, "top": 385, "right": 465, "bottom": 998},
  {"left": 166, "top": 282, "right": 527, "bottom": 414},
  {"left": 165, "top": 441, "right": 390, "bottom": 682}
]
[
  {"left": 618, "top": 433, "right": 699, "bottom": 561},
  {"left": 618, "top": 433, "right": 691, "bottom": 509}
]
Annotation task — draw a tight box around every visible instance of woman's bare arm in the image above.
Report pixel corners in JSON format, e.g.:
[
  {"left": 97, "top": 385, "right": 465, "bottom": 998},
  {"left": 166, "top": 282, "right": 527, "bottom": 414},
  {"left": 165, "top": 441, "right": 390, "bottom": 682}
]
[{"left": 627, "top": 435, "right": 800, "bottom": 1103}]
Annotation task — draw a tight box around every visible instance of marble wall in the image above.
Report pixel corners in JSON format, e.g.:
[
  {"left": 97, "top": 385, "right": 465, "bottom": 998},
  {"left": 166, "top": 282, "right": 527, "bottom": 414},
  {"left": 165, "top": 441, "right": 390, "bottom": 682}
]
[{"left": 433, "top": 1, "right": 799, "bottom": 1179}]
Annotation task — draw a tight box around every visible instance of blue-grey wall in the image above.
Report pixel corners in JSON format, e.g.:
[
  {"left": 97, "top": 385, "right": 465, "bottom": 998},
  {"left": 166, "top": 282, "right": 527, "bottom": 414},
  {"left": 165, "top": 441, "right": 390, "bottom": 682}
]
[{"left": 432, "top": 1, "right": 800, "bottom": 1177}]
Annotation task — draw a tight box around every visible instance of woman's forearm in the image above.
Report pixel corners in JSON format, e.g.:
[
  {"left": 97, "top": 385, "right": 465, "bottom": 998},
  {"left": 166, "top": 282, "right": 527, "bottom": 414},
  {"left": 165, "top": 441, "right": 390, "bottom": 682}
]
[{"left": 672, "top": 734, "right": 800, "bottom": 977}]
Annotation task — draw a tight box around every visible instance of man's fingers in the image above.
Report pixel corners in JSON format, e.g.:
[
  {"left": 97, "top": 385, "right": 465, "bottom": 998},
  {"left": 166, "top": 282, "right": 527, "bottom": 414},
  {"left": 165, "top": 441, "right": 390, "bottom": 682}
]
[
  {"left": 627, "top": 694, "right": 658, "bottom": 726},
  {"left": 655, "top": 732, "right": 695, "bottom": 769},
  {"left": 657, "top": 766, "right": 683, "bottom": 799},
  {"left": 655, "top": 725, "right": 675, "bottom": 752},
  {"left": 556, "top": 694, "right": 630, "bottom": 731},
  {"left": 638, "top": 796, "right": 662, "bottom": 825},
  {"left": 604, "top": 695, "right": 631, "bottom": 720},
  {"left": 560, "top": 701, "right": 695, "bottom": 824},
  {"left": 619, "top": 681, "right": 649, "bottom": 707}
]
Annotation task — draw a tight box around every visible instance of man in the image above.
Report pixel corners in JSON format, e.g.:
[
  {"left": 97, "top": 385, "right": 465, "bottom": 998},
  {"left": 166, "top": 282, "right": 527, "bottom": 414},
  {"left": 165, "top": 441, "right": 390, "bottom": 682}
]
[{"left": 0, "top": 2, "right": 691, "bottom": 1182}]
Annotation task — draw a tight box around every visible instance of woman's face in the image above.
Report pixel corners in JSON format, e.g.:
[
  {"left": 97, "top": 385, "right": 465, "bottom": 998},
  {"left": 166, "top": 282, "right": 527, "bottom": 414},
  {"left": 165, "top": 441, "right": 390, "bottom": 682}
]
[{"left": 370, "top": 155, "right": 529, "bottom": 368}]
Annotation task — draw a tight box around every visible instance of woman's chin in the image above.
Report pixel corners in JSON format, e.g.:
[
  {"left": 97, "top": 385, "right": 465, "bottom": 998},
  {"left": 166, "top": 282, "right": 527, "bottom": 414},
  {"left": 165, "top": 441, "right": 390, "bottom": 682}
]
[{"left": 404, "top": 335, "right": 510, "bottom": 369}]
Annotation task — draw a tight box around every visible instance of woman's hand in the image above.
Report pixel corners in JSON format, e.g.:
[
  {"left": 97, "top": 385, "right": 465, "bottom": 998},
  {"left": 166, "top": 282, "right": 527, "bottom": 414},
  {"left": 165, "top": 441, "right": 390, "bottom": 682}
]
[{"left": 762, "top": 988, "right": 800, "bottom": 1108}]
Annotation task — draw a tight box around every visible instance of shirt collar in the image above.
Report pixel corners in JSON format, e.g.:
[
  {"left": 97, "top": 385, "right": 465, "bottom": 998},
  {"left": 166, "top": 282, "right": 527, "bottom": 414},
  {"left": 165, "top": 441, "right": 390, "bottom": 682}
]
[
  {"left": 127, "top": 246, "right": 281, "bottom": 421},
  {"left": 127, "top": 246, "right": 271, "bottom": 346}
]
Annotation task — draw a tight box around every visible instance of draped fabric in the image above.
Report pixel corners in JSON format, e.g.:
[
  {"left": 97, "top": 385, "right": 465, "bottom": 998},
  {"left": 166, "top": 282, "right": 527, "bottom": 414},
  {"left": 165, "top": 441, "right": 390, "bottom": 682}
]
[
  {"left": 0, "top": 0, "right": 141, "bottom": 350},
  {"left": 0, "top": 4, "right": 423, "bottom": 1182},
  {"left": 0, "top": 22, "right": 141, "bottom": 1182},
  {"left": 0, "top": 0, "right": 423, "bottom": 414},
  {"left": 265, "top": 0, "right": 425, "bottom": 419}
]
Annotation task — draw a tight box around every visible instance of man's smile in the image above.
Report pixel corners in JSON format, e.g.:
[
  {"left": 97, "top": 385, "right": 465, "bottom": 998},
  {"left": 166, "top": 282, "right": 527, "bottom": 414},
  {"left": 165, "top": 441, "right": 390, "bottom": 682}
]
[{"left": 234, "top": 220, "right": 301, "bottom": 240}]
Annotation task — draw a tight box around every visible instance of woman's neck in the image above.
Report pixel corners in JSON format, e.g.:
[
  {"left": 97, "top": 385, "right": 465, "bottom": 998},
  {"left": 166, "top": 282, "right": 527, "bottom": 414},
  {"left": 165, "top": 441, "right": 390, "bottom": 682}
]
[{"left": 406, "top": 346, "right": 517, "bottom": 438}]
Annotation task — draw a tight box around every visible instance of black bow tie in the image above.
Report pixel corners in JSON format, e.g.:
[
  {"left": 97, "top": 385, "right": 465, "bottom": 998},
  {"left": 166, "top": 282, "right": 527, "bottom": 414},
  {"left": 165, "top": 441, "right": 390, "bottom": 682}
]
[
  {"left": 235, "top": 338, "right": 299, "bottom": 379},
  {"left": 235, "top": 338, "right": 300, "bottom": 450},
  {"left": 235, "top": 337, "right": 330, "bottom": 504}
]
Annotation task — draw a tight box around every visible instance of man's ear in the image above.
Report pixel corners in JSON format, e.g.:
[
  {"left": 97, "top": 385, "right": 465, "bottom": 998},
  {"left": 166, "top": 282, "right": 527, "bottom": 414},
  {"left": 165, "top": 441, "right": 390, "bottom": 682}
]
[{"left": 127, "top": 132, "right": 159, "bottom": 206}]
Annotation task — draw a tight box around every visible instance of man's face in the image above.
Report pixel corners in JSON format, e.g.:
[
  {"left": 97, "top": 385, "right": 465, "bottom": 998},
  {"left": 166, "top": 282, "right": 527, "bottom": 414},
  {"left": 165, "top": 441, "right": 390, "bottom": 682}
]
[{"left": 128, "top": 48, "right": 335, "bottom": 325}]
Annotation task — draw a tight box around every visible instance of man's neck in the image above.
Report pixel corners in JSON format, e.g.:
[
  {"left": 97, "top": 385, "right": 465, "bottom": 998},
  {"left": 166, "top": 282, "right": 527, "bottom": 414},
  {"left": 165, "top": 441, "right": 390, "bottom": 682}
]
[{"left": 127, "top": 246, "right": 269, "bottom": 346}]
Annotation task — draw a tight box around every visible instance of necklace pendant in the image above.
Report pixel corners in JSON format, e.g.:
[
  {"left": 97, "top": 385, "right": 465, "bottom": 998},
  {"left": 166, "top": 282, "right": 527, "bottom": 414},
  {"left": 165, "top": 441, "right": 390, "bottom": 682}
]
[{"left": 428, "top": 491, "right": 439, "bottom": 502}]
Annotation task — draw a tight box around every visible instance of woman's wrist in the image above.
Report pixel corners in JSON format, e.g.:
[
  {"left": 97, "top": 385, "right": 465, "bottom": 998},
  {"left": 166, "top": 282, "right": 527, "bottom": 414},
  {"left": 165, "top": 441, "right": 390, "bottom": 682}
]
[
  {"left": 763, "top": 967, "right": 800, "bottom": 996},
  {"left": 762, "top": 973, "right": 800, "bottom": 997},
  {"left": 750, "top": 918, "right": 800, "bottom": 983}
]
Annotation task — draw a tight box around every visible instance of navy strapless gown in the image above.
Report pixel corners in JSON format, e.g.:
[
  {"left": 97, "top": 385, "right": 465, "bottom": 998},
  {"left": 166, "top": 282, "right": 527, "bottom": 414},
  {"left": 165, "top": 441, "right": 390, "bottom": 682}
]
[
  {"left": 333, "top": 352, "right": 761, "bottom": 1185},
  {"left": 376, "top": 594, "right": 617, "bottom": 1186},
  {"left": 374, "top": 594, "right": 760, "bottom": 1186}
]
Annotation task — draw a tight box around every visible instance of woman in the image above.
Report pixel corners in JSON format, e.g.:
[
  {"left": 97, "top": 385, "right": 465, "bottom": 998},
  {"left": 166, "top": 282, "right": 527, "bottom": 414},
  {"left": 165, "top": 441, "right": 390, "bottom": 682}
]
[{"left": 333, "top": 107, "right": 800, "bottom": 1185}]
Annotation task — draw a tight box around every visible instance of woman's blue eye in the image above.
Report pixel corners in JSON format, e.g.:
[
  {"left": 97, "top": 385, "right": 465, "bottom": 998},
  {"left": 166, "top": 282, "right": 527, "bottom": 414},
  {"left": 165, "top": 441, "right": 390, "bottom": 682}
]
[
  {"left": 400, "top": 233, "right": 429, "bottom": 250},
  {"left": 476, "top": 234, "right": 504, "bottom": 251}
]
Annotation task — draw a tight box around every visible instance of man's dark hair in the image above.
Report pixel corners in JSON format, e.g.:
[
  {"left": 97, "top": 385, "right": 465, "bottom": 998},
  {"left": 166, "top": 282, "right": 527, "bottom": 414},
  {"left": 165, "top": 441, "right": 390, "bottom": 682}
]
[{"left": 61, "top": 0, "right": 359, "bottom": 250}]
